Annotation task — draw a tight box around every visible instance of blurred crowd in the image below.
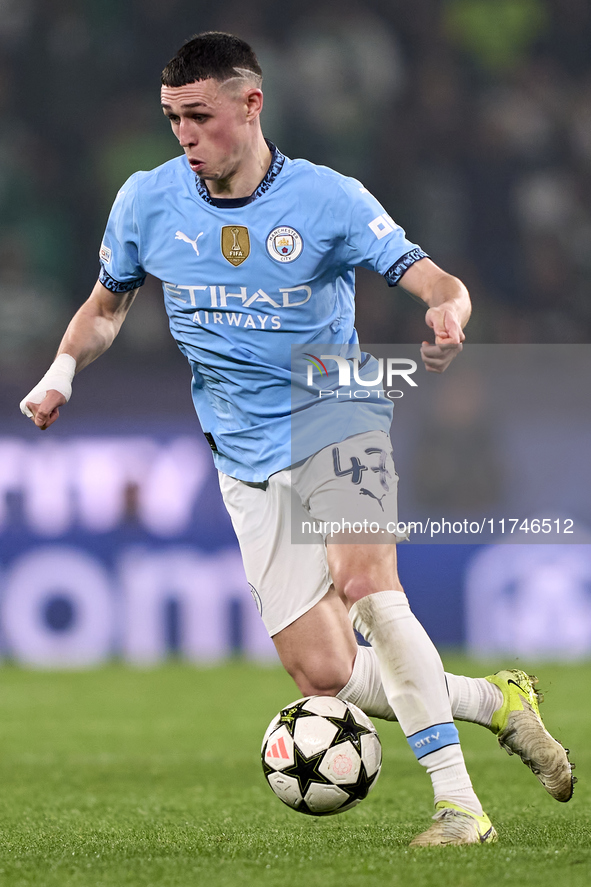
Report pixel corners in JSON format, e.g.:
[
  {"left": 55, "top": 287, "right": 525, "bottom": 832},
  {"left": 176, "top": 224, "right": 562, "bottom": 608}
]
[{"left": 2, "top": 0, "right": 591, "bottom": 379}]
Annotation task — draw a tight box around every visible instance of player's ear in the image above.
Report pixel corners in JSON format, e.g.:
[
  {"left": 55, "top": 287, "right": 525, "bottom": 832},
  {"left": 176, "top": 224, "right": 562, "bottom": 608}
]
[{"left": 244, "top": 88, "right": 263, "bottom": 120}]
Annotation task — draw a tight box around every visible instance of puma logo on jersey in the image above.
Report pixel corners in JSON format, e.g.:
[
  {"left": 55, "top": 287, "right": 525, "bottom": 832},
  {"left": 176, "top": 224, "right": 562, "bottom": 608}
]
[
  {"left": 359, "top": 488, "right": 386, "bottom": 511},
  {"left": 175, "top": 230, "right": 204, "bottom": 256}
]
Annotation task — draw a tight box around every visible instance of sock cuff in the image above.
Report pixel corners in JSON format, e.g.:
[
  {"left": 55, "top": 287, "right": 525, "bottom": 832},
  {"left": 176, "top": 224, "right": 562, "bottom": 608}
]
[
  {"left": 406, "top": 722, "right": 460, "bottom": 760},
  {"left": 349, "top": 590, "right": 409, "bottom": 634}
]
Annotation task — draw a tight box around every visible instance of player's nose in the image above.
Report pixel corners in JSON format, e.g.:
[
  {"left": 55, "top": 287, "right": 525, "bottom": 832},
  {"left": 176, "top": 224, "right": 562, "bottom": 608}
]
[{"left": 178, "top": 119, "right": 197, "bottom": 148}]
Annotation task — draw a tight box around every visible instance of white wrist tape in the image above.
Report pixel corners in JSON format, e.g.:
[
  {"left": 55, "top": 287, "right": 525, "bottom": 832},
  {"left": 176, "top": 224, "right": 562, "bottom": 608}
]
[{"left": 19, "top": 353, "right": 77, "bottom": 418}]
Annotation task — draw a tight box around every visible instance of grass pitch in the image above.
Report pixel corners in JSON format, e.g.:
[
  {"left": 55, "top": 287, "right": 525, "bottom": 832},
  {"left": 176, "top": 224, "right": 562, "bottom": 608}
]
[{"left": 0, "top": 655, "right": 588, "bottom": 887}]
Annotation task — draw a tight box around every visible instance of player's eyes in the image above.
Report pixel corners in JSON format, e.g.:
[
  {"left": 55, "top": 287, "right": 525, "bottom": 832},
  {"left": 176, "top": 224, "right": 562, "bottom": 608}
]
[{"left": 163, "top": 114, "right": 208, "bottom": 124}]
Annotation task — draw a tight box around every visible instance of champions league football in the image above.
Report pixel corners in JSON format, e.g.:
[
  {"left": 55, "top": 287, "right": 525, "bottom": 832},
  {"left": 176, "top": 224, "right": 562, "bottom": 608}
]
[{"left": 261, "top": 696, "right": 382, "bottom": 815}]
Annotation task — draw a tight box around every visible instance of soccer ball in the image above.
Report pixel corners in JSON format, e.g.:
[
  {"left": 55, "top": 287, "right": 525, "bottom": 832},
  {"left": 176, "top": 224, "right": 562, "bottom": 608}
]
[{"left": 261, "top": 696, "right": 382, "bottom": 815}]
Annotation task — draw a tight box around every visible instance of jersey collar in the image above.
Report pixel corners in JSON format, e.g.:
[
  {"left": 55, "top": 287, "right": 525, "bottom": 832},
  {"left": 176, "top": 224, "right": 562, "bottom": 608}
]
[{"left": 194, "top": 140, "right": 285, "bottom": 208}]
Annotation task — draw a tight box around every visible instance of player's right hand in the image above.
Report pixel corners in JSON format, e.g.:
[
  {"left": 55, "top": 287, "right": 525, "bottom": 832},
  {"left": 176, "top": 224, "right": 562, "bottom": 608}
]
[{"left": 24, "top": 390, "right": 67, "bottom": 430}]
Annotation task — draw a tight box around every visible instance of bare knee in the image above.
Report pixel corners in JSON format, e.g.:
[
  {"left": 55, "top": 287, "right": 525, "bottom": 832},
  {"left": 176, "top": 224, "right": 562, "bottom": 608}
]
[
  {"left": 328, "top": 543, "right": 403, "bottom": 605},
  {"left": 332, "top": 572, "right": 404, "bottom": 606},
  {"left": 339, "top": 574, "right": 386, "bottom": 604}
]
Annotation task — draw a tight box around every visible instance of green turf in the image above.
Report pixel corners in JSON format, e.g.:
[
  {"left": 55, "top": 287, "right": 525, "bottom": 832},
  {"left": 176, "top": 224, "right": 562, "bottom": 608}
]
[{"left": 0, "top": 655, "right": 588, "bottom": 887}]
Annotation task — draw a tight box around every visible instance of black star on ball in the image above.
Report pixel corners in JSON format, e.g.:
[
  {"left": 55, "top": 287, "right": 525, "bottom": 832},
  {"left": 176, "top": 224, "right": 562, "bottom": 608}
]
[
  {"left": 325, "top": 708, "right": 371, "bottom": 751},
  {"left": 280, "top": 743, "right": 333, "bottom": 797}
]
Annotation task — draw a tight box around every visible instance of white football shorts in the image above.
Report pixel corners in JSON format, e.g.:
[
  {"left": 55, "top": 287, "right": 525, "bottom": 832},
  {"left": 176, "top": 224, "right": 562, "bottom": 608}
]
[{"left": 218, "top": 430, "right": 402, "bottom": 637}]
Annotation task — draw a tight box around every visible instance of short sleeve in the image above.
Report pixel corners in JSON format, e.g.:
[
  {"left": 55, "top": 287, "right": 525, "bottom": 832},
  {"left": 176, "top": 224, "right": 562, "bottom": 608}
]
[
  {"left": 98, "top": 173, "right": 147, "bottom": 293},
  {"left": 335, "top": 176, "right": 428, "bottom": 286}
]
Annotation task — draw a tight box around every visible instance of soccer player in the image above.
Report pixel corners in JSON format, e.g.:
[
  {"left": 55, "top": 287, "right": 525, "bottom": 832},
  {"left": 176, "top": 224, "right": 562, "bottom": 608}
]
[{"left": 20, "top": 32, "right": 573, "bottom": 845}]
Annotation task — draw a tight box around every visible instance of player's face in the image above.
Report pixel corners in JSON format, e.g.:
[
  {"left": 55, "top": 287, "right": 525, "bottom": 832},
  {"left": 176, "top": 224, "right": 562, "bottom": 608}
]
[{"left": 161, "top": 79, "right": 260, "bottom": 183}]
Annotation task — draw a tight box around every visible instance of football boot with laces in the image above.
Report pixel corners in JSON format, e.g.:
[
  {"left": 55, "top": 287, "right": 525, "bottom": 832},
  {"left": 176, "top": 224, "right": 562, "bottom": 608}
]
[
  {"left": 486, "top": 669, "right": 575, "bottom": 802},
  {"left": 410, "top": 802, "right": 497, "bottom": 847}
]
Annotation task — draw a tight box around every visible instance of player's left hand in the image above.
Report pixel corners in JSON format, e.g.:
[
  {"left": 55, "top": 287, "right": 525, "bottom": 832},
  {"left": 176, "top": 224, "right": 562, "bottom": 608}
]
[{"left": 420, "top": 341, "right": 463, "bottom": 373}]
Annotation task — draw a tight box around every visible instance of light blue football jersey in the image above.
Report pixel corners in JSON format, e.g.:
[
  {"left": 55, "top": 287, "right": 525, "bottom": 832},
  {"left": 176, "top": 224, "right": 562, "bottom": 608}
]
[{"left": 99, "top": 143, "right": 427, "bottom": 481}]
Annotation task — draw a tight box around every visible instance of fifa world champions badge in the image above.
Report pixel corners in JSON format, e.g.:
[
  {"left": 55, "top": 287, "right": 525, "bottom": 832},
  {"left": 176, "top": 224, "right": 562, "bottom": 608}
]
[
  {"left": 267, "top": 226, "right": 303, "bottom": 262},
  {"left": 221, "top": 225, "right": 251, "bottom": 266}
]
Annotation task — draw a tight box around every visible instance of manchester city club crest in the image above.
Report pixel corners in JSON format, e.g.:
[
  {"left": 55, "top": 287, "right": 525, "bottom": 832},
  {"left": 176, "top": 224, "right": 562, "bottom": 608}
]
[{"left": 266, "top": 226, "right": 303, "bottom": 263}]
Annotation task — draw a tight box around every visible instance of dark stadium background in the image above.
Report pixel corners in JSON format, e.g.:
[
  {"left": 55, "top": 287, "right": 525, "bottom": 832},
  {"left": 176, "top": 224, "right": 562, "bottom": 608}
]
[{"left": 1, "top": 0, "right": 590, "bottom": 665}]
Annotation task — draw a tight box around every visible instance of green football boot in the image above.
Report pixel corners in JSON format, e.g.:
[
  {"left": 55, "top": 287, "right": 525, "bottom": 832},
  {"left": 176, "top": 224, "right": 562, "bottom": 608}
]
[
  {"left": 486, "top": 669, "right": 575, "bottom": 802},
  {"left": 410, "top": 802, "right": 497, "bottom": 847}
]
